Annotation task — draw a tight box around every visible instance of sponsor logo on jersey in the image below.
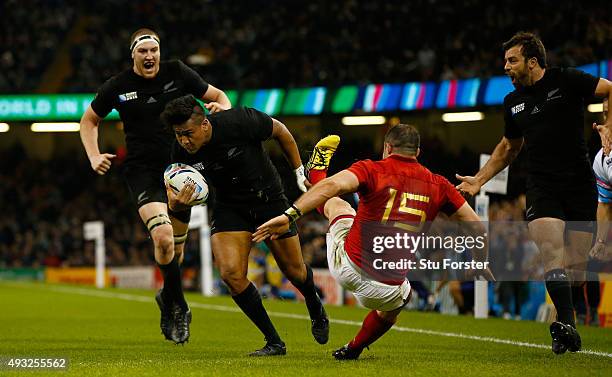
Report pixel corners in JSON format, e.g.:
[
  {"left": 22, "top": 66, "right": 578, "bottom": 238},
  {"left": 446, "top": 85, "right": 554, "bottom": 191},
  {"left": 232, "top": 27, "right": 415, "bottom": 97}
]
[
  {"left": 192, "top": 162, "right": 205, "bottom": 171},
  {"left": 146, "top": 96, "right": 157, "bottom": 104},
  {"left": 547, "top": 88, "right": 562, "bottom": 101},
  {"left": 531, "top": 105, "right": 540, "bottom": 114},
  {"left": 137, "top": 191, "right": 149, "bottom": 203},
  {"left": 511, "top": 102, "right": 525, "bottom": 115},
  {"left": 118, "top": 92, "right": 138, "bottom": 102},
  {"left": 227, "top": 147, "right": 243, "bottom": 159},
  {"left": 163, "top": 81, "right": 178, "bottom": 93}
]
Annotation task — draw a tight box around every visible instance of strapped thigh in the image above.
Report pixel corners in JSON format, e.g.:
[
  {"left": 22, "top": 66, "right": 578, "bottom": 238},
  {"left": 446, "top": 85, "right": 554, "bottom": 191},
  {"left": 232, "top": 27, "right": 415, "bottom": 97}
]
[
  {"left": 174, "top": 232, "right": 188, "bottom": 245},
  {"left": 145, "top": 213, "right": 171, "bottom": 232}
]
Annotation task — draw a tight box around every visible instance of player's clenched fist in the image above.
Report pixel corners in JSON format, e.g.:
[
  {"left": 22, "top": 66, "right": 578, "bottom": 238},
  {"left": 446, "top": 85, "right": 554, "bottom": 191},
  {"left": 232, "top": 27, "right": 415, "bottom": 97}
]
[{"left": 89, "top": 153, "right": 116, "bottom": 175}]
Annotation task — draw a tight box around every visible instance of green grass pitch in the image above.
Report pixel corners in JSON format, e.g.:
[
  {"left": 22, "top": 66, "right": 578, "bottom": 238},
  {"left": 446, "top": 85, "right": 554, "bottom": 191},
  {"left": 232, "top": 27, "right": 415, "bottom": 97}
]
[{"left": 0, "top": 281, "right": 610, "bottom": 376}]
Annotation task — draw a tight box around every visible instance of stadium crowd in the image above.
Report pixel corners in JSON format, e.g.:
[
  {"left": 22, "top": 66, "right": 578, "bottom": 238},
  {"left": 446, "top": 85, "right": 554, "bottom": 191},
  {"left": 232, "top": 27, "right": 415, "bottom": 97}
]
[
  {"left": 1, "top": 0, "right": 610, "bottom": 93},
  {"left": 0, "top": 0, "right": 75, "bottom": 93}
]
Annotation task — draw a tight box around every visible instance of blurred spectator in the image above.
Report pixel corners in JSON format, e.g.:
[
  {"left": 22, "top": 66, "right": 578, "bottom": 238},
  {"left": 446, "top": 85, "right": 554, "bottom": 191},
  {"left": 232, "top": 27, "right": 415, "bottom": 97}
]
[
  {"left": 0, "top": 0, "right": 75, "bottom": 93},
  {"left": 1, "top": 0, "right": 610, "bottom": 93}
]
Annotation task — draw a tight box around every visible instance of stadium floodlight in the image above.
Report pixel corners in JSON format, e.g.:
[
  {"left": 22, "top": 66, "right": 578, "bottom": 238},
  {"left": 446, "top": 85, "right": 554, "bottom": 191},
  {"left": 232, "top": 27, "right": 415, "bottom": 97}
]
[
  {"left": 0, "top": 123, "right": 9, "bottom": 132},
  {"left": 588, "top": 103, "right": 603, "bottom": 113},
  {"left": 31, "top": 122, "right": 80, "bottom": 132},
  {"left": 442, "top": 111, "right": 484, "bottom": 123},
  {"left": 341, "top": 116, "right": 386, "bottom": 126}
]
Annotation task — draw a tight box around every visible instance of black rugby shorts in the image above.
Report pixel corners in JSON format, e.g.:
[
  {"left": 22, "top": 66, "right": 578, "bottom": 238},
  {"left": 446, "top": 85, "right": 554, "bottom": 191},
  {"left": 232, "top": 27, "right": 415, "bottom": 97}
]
[
  {"left": 525, "top": 182, "right": 596, "bottom": 232},
  {"left": 122, "top": 164, "right": 167, "bottom": 208},
  {"left": 210, "top": 199, "right": 298, "bottom": 238}
]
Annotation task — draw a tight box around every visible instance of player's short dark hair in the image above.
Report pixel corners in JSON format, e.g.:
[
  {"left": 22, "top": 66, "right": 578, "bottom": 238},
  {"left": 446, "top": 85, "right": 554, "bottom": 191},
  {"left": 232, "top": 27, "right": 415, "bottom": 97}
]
[
  {"left": 503, "top": 31, "right": 547, "bottom": 68},
  {"left": 384, "top": 124, "right": 420, "bottom": 155},
  {"left": 160, "top": 95, "right": 205, "bottom": 130},
  {"left": 130, "top": 28, "right": 160, "bottom": 48}
]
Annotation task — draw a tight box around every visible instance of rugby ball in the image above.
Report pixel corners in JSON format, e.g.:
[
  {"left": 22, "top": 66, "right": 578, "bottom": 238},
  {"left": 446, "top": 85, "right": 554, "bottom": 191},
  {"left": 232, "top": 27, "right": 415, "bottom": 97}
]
[{"left": 164, "top": 163, "right": 208, "bottom": 206}]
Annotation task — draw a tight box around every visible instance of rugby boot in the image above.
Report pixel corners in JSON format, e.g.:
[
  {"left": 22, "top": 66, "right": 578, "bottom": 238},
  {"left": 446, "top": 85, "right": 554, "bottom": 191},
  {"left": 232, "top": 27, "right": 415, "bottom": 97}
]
[
  {"left": 332, "top": 344, "right": 363, "bottom": 360},
  {"left": 311, "top": 306, "right": 330, "bottom": 344},
  {"left": 249, "top": 339, "right": 287, "bottom": 356},
  {"left": 550, "top": 321, "right": 581, "bottom": 354},
  {"left": 305, "top": 135, "right": 340, "bottom": 178},
  {"left": 155, "top": 289, "right": 175, "bottom": 341},
  {"left": 173, "top": 305, "right": 192, "bottom": 345}
]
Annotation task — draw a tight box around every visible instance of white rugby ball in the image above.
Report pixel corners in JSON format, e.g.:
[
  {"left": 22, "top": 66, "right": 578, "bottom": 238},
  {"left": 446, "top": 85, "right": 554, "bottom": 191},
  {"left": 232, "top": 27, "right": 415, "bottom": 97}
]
[{"left": 164, "top": 163, "right": 209, "bottom": 206}]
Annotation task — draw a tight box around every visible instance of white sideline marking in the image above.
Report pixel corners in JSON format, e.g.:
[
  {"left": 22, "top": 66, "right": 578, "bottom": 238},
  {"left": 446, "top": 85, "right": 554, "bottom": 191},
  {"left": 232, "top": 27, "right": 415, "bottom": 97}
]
[{"left": 39, "top": 285, "right": 612, "bottom": 359}]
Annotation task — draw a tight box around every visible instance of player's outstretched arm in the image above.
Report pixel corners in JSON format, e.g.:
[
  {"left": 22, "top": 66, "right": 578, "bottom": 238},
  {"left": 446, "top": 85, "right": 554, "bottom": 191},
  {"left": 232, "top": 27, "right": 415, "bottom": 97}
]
[
  {"left": 449, "top": 203, "right": 495, "bottom": 281},
  {"left": 271, "top": 119, "right": 308, "bottom": 192},
  {"left": 252, "top": 170, "right": 359, "bottom": 242},
  {"left": 456, "top": 136, "right": 523, "bottom": 196},
  {"left": 202, "top": 84, "right": 232, "bottom": 113},
  {"left": 79, "top": 105, "right": 116, "bottom": 175}
]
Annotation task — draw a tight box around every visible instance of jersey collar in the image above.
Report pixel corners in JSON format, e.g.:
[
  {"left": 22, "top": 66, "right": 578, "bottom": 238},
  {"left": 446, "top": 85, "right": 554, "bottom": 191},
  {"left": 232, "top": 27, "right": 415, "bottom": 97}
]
[{"left": 387, "top": 154, "right": 417, "bottom": 162}]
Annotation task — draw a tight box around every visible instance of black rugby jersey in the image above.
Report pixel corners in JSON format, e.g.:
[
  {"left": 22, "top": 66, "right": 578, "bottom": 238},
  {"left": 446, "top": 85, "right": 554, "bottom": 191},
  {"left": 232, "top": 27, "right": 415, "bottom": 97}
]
[
  {"left": 503, "top": 68, "right": 599, "bottom": 186},
  {"left": 172, "top": 107, "right": 285, "bottom": 205},
  {"left": 91, "top": 60, "right": 209, "bottom": 168}
]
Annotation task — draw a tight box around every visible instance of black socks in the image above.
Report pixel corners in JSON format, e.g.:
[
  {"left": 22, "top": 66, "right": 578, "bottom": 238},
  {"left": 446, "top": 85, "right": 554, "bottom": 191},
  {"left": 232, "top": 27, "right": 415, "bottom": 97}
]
[
  {"left": 233, "top": 282, "right": 282, "bottom": 344},
  {"left": 292, "top": 264, "right": 325, "bottom": 319},
  {"left": 158, "top": 256, "right": 188, "bottom": 310},
  {"left": 572, "top": 284, "right": 586, "bottom": 315},
  {"left": 545, "top": 269, "right": 575, "bottom": 327}
]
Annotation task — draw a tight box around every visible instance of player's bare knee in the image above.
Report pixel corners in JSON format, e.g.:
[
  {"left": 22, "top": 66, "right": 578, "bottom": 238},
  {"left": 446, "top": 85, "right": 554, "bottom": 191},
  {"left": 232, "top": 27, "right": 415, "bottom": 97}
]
[
  {"left": 285, "top": 268, "right": 306, "bottom": 285},
  {"left": 538, "top": 240, "right": 561, "bottom": 254},
  {"left": 324, "top": 197, "right": 355, "bottom": 222},
  {"left": 152, "top": 230, "right": 173, "bottom": 250},
  {"left": 155, "top": 246, "right": 174, "bottom": 264},
  {"left": 151, "top": 228, "right": 174, "bottom": 262},
  {"left": 541, "top": 251, "right": 564, "bottom": 271},
  {"left": 284, "top": 264, "right": 307, "bottom": 285},
  {"left": 220, "top": 268, "right": 247, "bottom": 293}
]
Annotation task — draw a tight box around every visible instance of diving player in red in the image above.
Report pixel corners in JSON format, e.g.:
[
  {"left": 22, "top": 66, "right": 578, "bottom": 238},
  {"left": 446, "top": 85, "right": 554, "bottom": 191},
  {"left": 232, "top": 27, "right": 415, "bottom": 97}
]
[{"left": 254, "top": 124, "right": 493, "bottom": 359}]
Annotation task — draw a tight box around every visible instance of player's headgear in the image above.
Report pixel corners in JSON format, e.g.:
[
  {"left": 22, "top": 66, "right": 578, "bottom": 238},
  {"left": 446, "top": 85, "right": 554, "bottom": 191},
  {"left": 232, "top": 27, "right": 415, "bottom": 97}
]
[
  {"left": 130, "top": 34, "right": 160, "bottom": 52},
  {"left": 129, "top": 28, "right": 160, "bottom": 52}
]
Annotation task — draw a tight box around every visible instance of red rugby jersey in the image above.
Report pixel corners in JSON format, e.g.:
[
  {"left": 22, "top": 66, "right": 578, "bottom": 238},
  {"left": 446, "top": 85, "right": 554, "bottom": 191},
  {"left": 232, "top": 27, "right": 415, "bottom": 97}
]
[{"left": 343, "top": 155, "right": 466, "bottom": 283}]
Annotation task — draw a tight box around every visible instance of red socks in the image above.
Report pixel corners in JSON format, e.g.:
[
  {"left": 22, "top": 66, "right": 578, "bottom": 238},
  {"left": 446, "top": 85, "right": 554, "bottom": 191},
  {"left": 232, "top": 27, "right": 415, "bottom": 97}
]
[
  {"left": 308, "top": 169, "right": 327, "bottom": 185},
  {"left": 348, "top": 310, "right": 395, "bottom": 350},
  {"left": 307, "top": 169, "right": 328, "bottom": 214}
]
